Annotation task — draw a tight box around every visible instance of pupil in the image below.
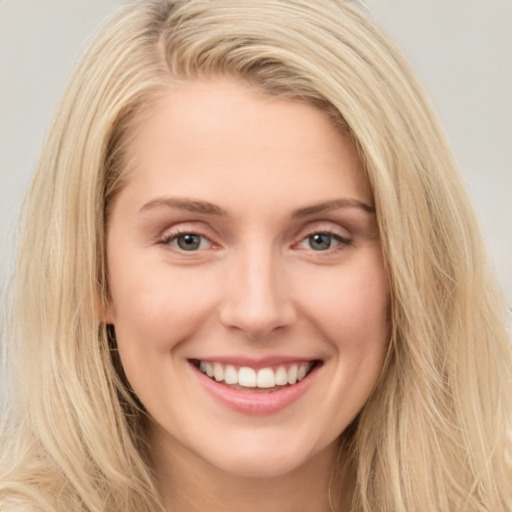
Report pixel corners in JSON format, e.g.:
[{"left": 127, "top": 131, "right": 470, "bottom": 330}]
[
  {"left": 177, "top": 234, "right": 201, "bottom": 251},
  {"left": 310, "top": 233, "right": 331, "bottom": 250}
]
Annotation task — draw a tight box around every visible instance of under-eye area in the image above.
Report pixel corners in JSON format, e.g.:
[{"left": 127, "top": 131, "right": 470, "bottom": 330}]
[{"left": 189, "top": 359, "right": 323, "bottom": 392}]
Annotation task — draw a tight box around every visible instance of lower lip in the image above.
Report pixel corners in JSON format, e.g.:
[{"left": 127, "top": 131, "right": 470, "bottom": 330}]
[{"left": 192, "top": 364, "right": 318, "bottom": 415}]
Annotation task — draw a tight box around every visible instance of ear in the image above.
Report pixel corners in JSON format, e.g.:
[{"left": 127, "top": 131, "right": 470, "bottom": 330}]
[{"left": 95, "top": 296, "right": 116, "bottom": 325}]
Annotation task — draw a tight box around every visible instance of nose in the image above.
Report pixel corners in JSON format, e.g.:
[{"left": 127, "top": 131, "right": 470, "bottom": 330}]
[{"left": 218, "top": 246, "right": 297, "bottom": 340}]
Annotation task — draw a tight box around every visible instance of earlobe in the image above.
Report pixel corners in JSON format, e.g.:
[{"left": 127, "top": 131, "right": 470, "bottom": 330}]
[
  {"left": 103, "top": 306, "right": 116, "bottom": 325},
  {"left": 95, "top": 297, "right": 116, "bottom": 325}
]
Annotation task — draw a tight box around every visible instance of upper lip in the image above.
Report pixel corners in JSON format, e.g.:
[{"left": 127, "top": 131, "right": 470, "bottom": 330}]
[{"left": 188, "top": 356, "right": 322, "bottom": 370}]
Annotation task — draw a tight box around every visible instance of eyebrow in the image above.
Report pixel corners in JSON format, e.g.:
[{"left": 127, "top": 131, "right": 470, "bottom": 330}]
[
  {"left": 292, "top": 198, "right": 375, "bottom": 217},
  {"left": 139, "top": 197, "right": 228, "bottom": 216},
  {"left": 138, "top": 196, "right": 375, "bottom": 217}
]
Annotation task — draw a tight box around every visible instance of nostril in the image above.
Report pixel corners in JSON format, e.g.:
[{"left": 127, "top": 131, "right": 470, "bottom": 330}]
[
  {"left": 218, "top": 258, "right": 297, "bottom": 338},
  {"left": 226, "top": 322, "right": 288, "bottom": 342},
  {"left": 218, "top": 296, "right": 297, "bottom": 340}
]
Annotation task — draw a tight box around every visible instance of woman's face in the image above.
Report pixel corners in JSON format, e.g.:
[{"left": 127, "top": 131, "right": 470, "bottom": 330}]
[{"left": 106, "top": 80, "right": 390, "bottom": 477}]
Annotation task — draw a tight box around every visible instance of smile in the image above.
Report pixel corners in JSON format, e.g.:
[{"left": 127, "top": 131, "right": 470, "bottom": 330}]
[
  {"left": 189, "top": 358, "right": 322, "bottom": 415},
  {"left": 195, "top": 360, "right": 315, "bottom": 389}
]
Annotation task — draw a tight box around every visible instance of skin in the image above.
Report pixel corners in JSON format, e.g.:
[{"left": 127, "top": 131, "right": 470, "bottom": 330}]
[{"left": 106, "top": 79, "right": 390, "bottom": 512}]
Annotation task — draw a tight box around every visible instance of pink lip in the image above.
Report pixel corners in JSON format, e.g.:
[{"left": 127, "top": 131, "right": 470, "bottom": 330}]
[{"left": 190, "top": 360, "right": 319, "bottom": 415}]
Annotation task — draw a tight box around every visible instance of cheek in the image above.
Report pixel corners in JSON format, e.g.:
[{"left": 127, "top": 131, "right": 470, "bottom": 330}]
[
  {"left": 302, "top": 256, "right": 390, "bottom": 347},
  {"left": 300, "top": 253, "right": 390, "bottom": 406},
  {"left": 315, "top": 262, "right": 389, "bottom": 422},
  {"left": 107, "top": 254, "right": 221, "bottom": 354},
  {"left": 107, "top": 259, "right": 223, "bottom": 408}
]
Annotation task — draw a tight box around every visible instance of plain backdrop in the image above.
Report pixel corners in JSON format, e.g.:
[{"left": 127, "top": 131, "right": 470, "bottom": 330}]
[{"left": 1, "top": 1, "right": 511, "bottom": 311}]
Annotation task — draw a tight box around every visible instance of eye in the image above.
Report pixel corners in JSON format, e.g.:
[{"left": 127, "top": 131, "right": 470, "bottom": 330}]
[
  {"left": 298, "top": 231, "right": 351, "bottom": 251},
  {"left": 160, "top": 232, "right": 213, "bottom": 251}
]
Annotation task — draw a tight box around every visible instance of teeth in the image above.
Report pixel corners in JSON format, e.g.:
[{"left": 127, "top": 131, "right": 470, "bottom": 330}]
[
  {"left": 238, "top": 367, "right": 256, "bottom": 387},
  {"left": 224, "top": 364, "right": 238, "bottom": 384},
  {"left": 197, "top": 361, "right": 313, "bottom": 389},
  {"left": 275, "top": 366, "right": 288, "bottom": 386},
  {"left": 287, "top": 364, "right": 298, "bottom": 385},
  {"left": 213, "top": 363, "right": 224, "bottom": 382},
  {"left": 256, "top": 368, "right": 275, "bottom": 388}
]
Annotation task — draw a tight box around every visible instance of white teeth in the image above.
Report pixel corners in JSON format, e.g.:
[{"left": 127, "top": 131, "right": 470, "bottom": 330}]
[
  {"left": 213, "top": 363, "right": 224, "bottom": 382},
  {"left": 198, "top": 361, "right": 314, "bottom": 388},
  {"left": 275, "top": 366, "right": 288, "bottom": 386},
  {"left": 256, "top": 368, "right": 275, "bottom": 388},
  {"left": 224, "top": 364, "right": 238, "bottom": 384},
  {"left": 287, "top": 364, "right": 298, "bottom": 385},
  {"left": 238, "top": 367, "right": 257, "bottom": 387}
]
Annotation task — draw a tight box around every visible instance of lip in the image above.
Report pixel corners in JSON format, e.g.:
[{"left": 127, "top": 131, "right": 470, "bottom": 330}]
[
  {"left": 189, "top": 358, "right": 321, "bottom": 415},
  {"left": 192, "top": 355, "right": 315, "bottom": 370}
]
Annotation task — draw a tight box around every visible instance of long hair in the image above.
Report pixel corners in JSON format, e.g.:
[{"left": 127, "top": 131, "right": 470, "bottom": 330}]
[{"left": 1, "top": 1, "right": 511, "bottom": 511}]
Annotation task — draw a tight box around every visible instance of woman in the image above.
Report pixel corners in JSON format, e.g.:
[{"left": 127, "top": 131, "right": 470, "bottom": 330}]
[{"left": 1, "top": 1, "right": 511, "bottom": 511}]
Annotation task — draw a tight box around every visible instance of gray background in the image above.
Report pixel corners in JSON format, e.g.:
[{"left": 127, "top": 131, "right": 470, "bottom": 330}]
[{"left": 1, "top": 1, "right": 511, "bottom": 308}]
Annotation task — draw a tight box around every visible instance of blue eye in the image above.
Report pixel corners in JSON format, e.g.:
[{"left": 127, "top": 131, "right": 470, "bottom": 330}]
[
  {"left": 308, "top": 233, "right": 334, "bottom": 250},
  {"left": 167, "top": 233, "right": 211, "bottom": 251},
  {"left": 300, "top": 232, "right": 350, "bottom": 251}
]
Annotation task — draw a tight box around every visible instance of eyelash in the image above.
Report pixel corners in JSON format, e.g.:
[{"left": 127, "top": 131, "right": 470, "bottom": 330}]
[
  {"left": 296, "top": 230, "right": 352, "bottom": 252},
  {"left": 157, "top": 227, "right": 352, "bottom": 253},
  {"left": 157, "top": 228, "right": 216, "bottom": 252}
]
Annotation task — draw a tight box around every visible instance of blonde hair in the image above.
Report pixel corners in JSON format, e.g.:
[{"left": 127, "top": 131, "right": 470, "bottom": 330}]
[{"left": 1, "top": 1, "right": 511, "bottom": 511}]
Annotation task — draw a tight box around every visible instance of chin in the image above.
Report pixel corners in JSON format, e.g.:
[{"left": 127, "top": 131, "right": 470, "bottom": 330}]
[
  {"left": 192, "top": 430, "right": 336, "bottom": 480},
  {"left": 208, "top": 451, "right": 315, "bottom": 479}
]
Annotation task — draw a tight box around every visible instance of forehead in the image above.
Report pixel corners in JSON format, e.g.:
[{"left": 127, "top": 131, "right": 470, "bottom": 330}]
[{"left": 121, "top": 79, "right": 371, "bottom": 213}]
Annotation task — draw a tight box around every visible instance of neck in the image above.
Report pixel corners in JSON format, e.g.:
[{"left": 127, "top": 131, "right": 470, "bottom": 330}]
[{"left": 150, "top": 425, "right": 352, "bottom": 512}]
